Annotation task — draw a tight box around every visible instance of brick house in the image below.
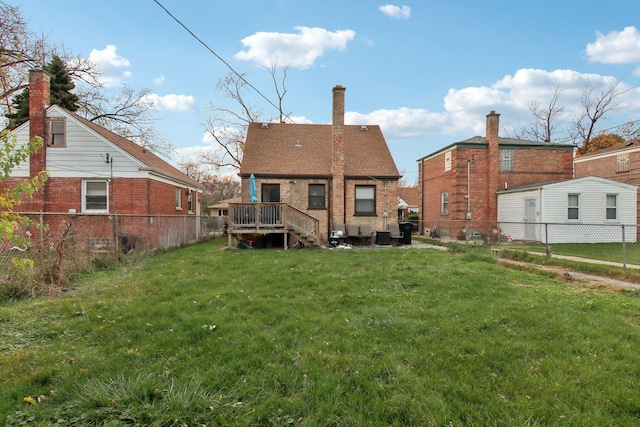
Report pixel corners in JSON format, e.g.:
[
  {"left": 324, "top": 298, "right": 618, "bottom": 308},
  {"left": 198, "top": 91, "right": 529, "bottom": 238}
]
[
  {"left": 397, "top": 186, "right": 419, "bottom": 220},
  {"left": 574, "top": 140, "right": 640, "bottom": 223},
  {"left": 2, "top": 69, "right": 203, "bottom": 251},
  {"left": 3, "top": 69, "right": 201, "bottom": 216},
  {"left": 236, "top": 85, "right": 401, "bottom": 245},
  {"left": 417, "top": 111, "right": 574, "bottom": 237}
]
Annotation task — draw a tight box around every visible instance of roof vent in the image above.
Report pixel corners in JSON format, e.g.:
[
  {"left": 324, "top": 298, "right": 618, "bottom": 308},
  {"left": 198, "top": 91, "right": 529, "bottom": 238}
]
[
  {"left": 360, "top": 125, "right": 368, "bottom": 131},
  {"left": 261, "top": 123, "right": 269, "bottom": 129}
]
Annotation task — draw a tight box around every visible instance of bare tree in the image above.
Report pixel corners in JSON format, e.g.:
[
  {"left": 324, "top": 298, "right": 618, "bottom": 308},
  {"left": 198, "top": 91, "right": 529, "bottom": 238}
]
[
  {"left": 510, "top": 86, "right": 566, "bottom": 142},
  {"left": 198, "top": 63, "right": 290, "bottom": 172},
  {"left": 573, "top": 80, "right": 628, "bottom": 154},
  {"left": 1, "top": 2, "right": 173, "bottom": 158}
]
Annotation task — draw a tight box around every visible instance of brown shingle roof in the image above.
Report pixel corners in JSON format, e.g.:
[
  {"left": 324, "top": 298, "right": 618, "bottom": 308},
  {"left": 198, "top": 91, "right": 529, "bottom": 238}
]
[
  {"left": 240, "top": 122, "right": 401, "bottom": 179},
  {"left": 398, "top": 186, "right": 419, "bottom": 207},
  {"left": 62, "top": 107, "right": 199, "bottom": 188}
]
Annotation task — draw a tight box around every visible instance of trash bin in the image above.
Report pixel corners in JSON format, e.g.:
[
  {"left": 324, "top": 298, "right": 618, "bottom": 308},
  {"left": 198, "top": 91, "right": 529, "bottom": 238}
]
[
  {"left": 399, "top": 222, "right": 412, "bottom": 245},
  {"left": 375, "top": 230, "right": 391, "bottom": 246}
]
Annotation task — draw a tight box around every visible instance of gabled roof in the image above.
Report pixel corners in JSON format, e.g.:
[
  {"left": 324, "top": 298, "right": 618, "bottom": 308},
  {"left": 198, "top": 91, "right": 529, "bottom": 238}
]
[
  {"left": 417, "top": 136, "right": 574, "bottom": 162},
  {"left": 398, "top": 186, "right": 419, "bottom": 207},
  {"left": 240, "top": 122, "right": 401, "bottom": 179},
  {"left": 52, "top": 106, "right": 200, "bottom": 188}
]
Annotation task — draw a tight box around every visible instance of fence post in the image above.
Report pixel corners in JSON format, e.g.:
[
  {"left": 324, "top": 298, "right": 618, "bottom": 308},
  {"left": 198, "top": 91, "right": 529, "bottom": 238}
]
[
  {"left": 112, "top": 214, "right": 119, "bottom": 259},
  {"left": 622, "top": 224, "right": 627, "bottom": 271},
  {"left": 39, "top": 212, "right": 44, "bottom": 264},
  {"left": 545, "top": 223, "right": 550, "bottom": 258}
]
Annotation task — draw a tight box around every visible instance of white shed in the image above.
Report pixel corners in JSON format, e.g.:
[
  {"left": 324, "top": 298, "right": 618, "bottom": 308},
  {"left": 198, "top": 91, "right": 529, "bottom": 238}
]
[{"left": 497, "top": 176, "right": 637, "bottom": 243}]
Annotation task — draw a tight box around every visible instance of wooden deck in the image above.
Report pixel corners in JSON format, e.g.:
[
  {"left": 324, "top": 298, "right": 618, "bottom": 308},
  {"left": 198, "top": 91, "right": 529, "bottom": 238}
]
[{"left": 226, "top": 203, "right": 320, "bottom": 249}]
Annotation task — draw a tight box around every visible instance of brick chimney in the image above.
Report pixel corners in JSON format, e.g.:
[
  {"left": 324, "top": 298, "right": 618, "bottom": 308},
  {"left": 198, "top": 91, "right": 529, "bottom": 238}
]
[
  {"left": 29, "top": 69, "right": 50, "bottom": 177},
  {"left": 486, "top": 110, "right": 500, "bottom": 222},
  {"left": 331, "top": 85, "right": 346, "bottom": 227}
]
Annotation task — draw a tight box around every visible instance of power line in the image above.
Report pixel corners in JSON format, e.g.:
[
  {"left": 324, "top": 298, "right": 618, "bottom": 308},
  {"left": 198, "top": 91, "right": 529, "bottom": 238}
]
[{"left": 151, "top": 0, "right": 396, "bottom": 183}]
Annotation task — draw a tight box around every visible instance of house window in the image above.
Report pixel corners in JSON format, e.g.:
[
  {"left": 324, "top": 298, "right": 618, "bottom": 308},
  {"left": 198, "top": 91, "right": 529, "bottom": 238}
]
[
  {"left": 176, "top": 187, "right": 182, "bottom": 210},
  {"left": 49, "top": 118, "right": 66, "bottom": 147},
  {"left": 308, "top": 184, "right": 326, "bottom": 209},
  {"left": 355, "top": 185, "right": 376, "bottom": 215},
  {"left": 501, "top": 149, "right": 514, "bottom": 171},
  {"left": 187, "top": 190, "right": 193, "bottom": 213},
  {"left": 83, "top": 180, "right": 108, "bottom": 212},
  {"left": 441, "top": 191, "right": 449, "bottom": 215},
  {"left": 444, "top": 150, "right": 452, "bottom": 172},
  {"left": 568, "top": 194, "right": 580, "bottom": 220},
  {"left": 606, "top": 194, "right": 618, "bottom": 220},
  {"left": 617, "top": 153, "right": 629, "bottom": 172}
]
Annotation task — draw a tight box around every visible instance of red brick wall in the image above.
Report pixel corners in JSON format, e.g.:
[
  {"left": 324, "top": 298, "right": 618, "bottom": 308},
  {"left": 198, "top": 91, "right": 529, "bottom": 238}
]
[
  {"left": 1, "top": 176, "right": 197, "bottom": 216},
  {"left": 420, "top": 145, "right": 574, "bottom": 234},
  {"left": 575, "top": 150, "right": 640, "bottom": 223}
]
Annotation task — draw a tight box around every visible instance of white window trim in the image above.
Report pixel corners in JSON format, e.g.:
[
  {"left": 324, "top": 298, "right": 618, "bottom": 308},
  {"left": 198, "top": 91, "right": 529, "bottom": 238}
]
[
  {"left": 176, "top": 187, "right": 182, "bottom": 210},
  {"left": 567, "top": 193, "right": 580, "bottom": 221},
  {"left": 444, "top": 150, "right": 452, "bottom": 172},
  {"left": 441, "top": 191, "right": 449, "bottom": 215},
  {"left": 606, "top": 193, "right": 618, "bottom": 221},
  {"left": 49, "top": 118, "right": 66, "bottom": 147},
  {"left": 82, "top": 180, "right": 109, "bottom": 213}
]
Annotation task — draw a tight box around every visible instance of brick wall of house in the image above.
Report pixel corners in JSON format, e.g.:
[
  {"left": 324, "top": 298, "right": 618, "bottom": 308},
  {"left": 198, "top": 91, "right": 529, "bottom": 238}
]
[
  {"left": 3, "top": 176, "right": 197, "bottom": 216},
  {"left": 575, "top": 150, "right": 640, "bottom": 223},
  {"left": 344, "top": 178, "right": 398, "bottom": 233},
  {"left": 419, "top": 131, "right": 573, "bottom": 236}
]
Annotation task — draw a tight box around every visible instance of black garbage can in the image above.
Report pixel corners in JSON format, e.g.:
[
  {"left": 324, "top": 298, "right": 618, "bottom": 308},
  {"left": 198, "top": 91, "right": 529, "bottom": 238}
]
[
  {"left": 399, "top": 222, "right": 412, "bottom": 245},
  {"left": 375, "top": 230, "right": 391, "bottom": 246}
]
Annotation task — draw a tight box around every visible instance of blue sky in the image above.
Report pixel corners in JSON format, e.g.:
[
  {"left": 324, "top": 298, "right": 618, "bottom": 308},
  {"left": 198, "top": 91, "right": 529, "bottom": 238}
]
[{"left": 11, "top": 0, "right": 640, "bottom": 183}]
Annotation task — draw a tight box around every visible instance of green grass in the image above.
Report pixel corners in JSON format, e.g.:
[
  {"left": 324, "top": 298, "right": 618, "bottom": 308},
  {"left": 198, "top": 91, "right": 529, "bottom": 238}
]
[
  {"left": 505, "top": 241, "right": 640, "bottom": 266},
  {"left": 2, "top": 238, "right": 640, "bottom": 425}
]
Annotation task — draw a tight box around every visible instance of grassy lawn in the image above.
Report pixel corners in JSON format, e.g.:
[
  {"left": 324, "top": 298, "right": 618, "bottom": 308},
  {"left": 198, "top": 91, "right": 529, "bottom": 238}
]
[
  {"left": 504, "top": 241, "right": 640, "bottom": 266},
  {"left": 2, "top": 238, "right": 640, "bottom": 425}
]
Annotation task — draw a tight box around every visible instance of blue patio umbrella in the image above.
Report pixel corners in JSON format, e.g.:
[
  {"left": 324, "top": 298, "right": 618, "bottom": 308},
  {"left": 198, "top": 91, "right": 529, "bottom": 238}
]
[{"left": 249, "top": 174, "right": 258, "bottom": 203}]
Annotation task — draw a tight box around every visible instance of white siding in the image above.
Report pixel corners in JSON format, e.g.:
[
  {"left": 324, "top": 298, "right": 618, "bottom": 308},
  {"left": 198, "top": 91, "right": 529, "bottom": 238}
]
[
  {"left": 498, "top": 177, "right": 637, "bottom": 243},
  {"left": 497, "top": 189, "right": 540, "bottom": 241}
]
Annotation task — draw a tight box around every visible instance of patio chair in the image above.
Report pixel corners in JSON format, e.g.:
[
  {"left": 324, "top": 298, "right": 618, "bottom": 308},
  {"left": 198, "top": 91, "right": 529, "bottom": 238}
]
[
  {"left": 346, "top": 224, "right": 360, "bottom": 239},
  {"left": 332, "top": 223, "right": 346, "bottom": 238},
  {"left": 359, "top": 224, "right": 373, "bottom": 245},
  {"left": 388, "top": 223, "right": 403, "bottom": 244}
]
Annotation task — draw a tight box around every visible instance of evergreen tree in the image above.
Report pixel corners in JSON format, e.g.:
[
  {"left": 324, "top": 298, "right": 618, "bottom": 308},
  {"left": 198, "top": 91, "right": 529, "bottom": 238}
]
[{"left": 4, "top": 55, "right": 79, "bottom": 129}]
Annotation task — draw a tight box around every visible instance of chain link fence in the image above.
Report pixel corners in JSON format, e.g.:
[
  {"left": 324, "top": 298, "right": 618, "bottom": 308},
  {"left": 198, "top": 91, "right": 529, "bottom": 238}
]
[
  {"left": 420, "top": 219, "right": 640, "bottom": 270},
  {"left": 1, "top": 213, "right": 227, "bottom": 291}
]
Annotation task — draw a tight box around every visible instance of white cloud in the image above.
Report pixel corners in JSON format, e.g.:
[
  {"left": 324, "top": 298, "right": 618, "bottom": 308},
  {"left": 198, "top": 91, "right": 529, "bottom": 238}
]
[
  {"left": 344, "top": 68, "right": 640, "bottom": 142},
  {"left": 379, "top": 4, "right": 411, "bottom": 19},
  {"left": 347, "top": 108, "right": 449, "bottom": 139},
  {"left": 153, "top": 74, "right": 165, "bottom": 85},
  {"left": 586, "top": 26, "right": 640, "bottom": 65},
  {"left": 142, "top": 93, "right": 196, "bottom": 112},
  {"left": 86, "top": 45, "right": 132, "bottom": 87},
  {"left": 234, "top": 26, "right": 356, "bottom": 69}
]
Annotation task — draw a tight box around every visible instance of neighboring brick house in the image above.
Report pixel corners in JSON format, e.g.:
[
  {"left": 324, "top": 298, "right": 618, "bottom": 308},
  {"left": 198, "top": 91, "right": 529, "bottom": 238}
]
[
  {"left": 574, "top": 140, "right": 640, "bottom": 223},
  {"left": 238, "top": 85, "right": 401, "bottom": 244},
  {"left": 397, "top": 186, "right": 419, "bottom": 220},
  {"left": 2, "top": 69, "right": 204, "bottom": 252},
  {"left": 417, "top": 111, "right": 574, "bottom": 237},
  {"left": 2, "top": 69, "right": 201, "bottom": 217}
]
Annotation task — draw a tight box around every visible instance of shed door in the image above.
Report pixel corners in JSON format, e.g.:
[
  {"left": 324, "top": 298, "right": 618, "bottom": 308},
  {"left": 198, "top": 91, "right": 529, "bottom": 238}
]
[{"left": 524, "top": 198, "right": 536, "bottom": 241}]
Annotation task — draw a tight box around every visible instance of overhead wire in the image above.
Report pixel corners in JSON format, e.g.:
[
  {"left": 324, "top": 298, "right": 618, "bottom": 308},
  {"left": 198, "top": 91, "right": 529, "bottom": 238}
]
[{"left": 150, "top": 0, "right": 398, "bottom": 183}]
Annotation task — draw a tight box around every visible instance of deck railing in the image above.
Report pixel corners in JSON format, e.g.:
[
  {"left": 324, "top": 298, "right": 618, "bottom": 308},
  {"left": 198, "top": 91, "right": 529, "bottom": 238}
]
[{"left": 228, "top": 202, "right": 319, "bottom": 241}]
